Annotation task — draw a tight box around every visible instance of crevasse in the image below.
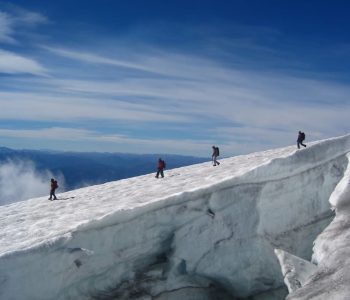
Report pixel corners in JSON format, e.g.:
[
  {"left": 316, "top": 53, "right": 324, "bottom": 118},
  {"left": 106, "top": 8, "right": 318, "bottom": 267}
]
[
  {"left": 282, "top": 151, "right": 350, "bottom": 300},
  {"left": 1, "top": 134, "right": 350, "bottom": 300}
]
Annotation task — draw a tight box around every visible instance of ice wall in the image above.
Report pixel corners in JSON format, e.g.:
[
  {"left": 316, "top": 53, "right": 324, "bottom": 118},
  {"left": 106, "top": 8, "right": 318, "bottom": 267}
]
[
  {"left": 1, "top": 135, "right": 350, "bottom": 300},
  {"left": 283, "top": 152, "right": 350, "bottom": 299}
]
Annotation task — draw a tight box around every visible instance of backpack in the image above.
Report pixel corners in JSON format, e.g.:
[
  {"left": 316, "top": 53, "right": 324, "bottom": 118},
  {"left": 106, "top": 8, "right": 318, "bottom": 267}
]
[
  {"left": 53, "top": 180, "right": 59, "bottom": 189},
  {"left": 301, "top": 132, "right": 305, "bottom": 141},
  {"left": 216, "top": 147, "right": 220, "bottom": 156}
]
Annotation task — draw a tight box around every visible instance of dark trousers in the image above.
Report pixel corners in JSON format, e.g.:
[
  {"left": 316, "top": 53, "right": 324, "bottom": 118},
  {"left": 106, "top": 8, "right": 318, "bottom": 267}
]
[
  {"left": 297, "top": 140, "right": 306, "bottom": 149},
  {"left": 156, "top": 169, "right": 164, "bottom": 178},
  {"left": 212, "top": 155, "right": 220, "bottom": 166},
  {"left": 49, "top": 188, "right": 57, "bottom": 200}
]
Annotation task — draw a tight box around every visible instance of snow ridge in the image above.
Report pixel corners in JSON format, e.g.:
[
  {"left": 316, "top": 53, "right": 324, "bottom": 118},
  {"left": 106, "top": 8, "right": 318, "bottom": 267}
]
[{"left": 1, "top": 134, "right": 350, "bottom": 300}]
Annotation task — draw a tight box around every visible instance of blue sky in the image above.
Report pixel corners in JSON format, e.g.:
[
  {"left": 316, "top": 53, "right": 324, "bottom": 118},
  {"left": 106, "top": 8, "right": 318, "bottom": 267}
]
[{"left": 0, "top": 0, "right": 350, "bottom": 157}]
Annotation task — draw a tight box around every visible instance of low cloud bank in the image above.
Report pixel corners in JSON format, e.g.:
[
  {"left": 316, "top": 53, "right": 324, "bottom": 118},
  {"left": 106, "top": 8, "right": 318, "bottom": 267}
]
[{"left": 0, "top": 160, "right": 63, "bottom": 205}]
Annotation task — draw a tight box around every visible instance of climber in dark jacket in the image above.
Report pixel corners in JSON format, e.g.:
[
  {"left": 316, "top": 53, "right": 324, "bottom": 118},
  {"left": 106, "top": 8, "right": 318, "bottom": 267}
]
[
  {"left": 155, "top": 158, "right": 166, "bottom": 178},
  {"left": 48, "top": 178, "right": 58, "bottom": 200},
  {"left": 297, "top": 131, "right": 307, "bottom": 149},
  {"left": 212, "top": 146, "right": 220, "bottom": 166}
]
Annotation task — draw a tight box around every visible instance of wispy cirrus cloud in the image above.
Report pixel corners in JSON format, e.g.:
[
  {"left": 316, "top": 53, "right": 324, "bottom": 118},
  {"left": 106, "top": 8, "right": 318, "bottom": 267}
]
[
  {"left": 1, "top": 5, "right": 349, "bottom": 156},
  {"left": 0, "top": 90, "right": 188, "bottom": 123},
  {"left": 1, "top": 49, "right": 350, "bottom": 157},
  {"left": 0, "top": 11, "right": 15, "bottom": 43},
  {"left": 43, "top": 47, "right": 157, "bottom": 74},
  {"left": 43, "top": 46, "right": 228, "bottom": 79},
  {"left": 10, "top": 6, "right": 48, "bottom": 27},
  {"left": 35, "top": 48, "right": 350, "bottom": 131},
  {"left": 0, "top": 5, "right": 48, "bottom": 44},
  {"left": 0, "top": 49, "right": 47, "bottom": 75},
  {"left": 0, "top": 6, "right": 49, "bottom": 75},
  {"left": 0, "top": 127, "right": 213, "bottom": 156},
  {"left": 0, "top": 127, "right": 96, "bottom": 140}
]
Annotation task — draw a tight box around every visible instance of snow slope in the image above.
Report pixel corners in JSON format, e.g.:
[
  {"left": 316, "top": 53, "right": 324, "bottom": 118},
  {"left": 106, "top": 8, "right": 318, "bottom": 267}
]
[{"left": 1, "top": 135, "right": 350, "bottom": 300}]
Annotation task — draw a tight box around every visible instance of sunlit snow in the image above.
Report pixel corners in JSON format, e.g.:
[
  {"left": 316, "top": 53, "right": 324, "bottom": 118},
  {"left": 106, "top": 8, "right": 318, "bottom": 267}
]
[{"left": 1, "top": 134, "right": 350, "bottom": 300}]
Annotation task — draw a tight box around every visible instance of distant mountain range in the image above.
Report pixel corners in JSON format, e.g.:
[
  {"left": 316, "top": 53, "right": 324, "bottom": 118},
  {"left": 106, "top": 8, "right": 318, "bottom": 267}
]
[{"left": 0, "top": 147, "right": 207, "bottom": 191}]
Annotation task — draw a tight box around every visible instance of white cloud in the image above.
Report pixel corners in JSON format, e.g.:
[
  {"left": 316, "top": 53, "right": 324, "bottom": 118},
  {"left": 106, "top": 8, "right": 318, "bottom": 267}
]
[
  {"left": 0, "top": 160, "right": 56, "bottom": 205},
  {"left": 35, "top": 54, "right": 350, "bottom": 133},
  {"left": 0, "top": 11, "right": 15, "bottom": 43},
  {"left": 0, "top": 90, "right": 188, "bottom": 122},
  {"left": 0, "top": 127, "right": 213, "bottom": 156},
  {"left": 43, "top": 46, "right": 224, "bottom": 79},
  {"left": 1, "top": 35, "right": 350, "bottom": 156},
  {"left": 0, "top": 128, "right": 94, "bottom": 140},
  {"left": 0, "top": 49, "right": 47, "bottom": 75},
  {"left": 0, "top": 6, "right": 48, "bottom": 44},
  {"left": 2, "top": 46, "right": 350, "bottom": 156},
  {"left": 12, "top": 8, "right": 48, "bottom": 27},
  {"left": 44, "top": 47, "right": 157, "bottom": 73},
  {"left": 0, "top": 124, "right": 339, "bottom": 157}
]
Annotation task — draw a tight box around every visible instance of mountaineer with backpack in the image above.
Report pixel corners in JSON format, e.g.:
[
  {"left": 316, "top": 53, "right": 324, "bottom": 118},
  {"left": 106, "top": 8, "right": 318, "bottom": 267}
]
[
  {"left": 155, "top": 158, "right": 166, "bottom": 178},
  {"left": 49, "top": 178, "right": 58, "bottom": 200},
  {"left": 297, "top": 131, "right": 307, "bottom": 149},
  {"left": 212, "top": 146, "right": 220, "bottom": 166}
]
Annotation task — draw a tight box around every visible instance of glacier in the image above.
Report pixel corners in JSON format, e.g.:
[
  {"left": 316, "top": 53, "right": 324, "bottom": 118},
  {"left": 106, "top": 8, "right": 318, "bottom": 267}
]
[
  {"left": 1, "top": 134, "right": 350, "bottom": 300},
  {"left": 283, "top": 150, "right": 350, "bottom": 300}
]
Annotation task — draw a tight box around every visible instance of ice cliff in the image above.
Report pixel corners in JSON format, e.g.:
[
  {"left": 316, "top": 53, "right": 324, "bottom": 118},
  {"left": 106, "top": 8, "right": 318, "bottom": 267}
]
[
  {"left": 1, "top": 134, "right": 350, "bottom": 300},
  {"left": 278, "top": 150, "right": 350, "bottom": 299}
]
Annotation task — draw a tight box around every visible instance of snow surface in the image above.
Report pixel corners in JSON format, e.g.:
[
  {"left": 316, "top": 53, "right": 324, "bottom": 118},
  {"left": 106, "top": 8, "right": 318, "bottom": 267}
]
[{"left": 1, "top": 134, "right": 350, "bottom": 300}]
